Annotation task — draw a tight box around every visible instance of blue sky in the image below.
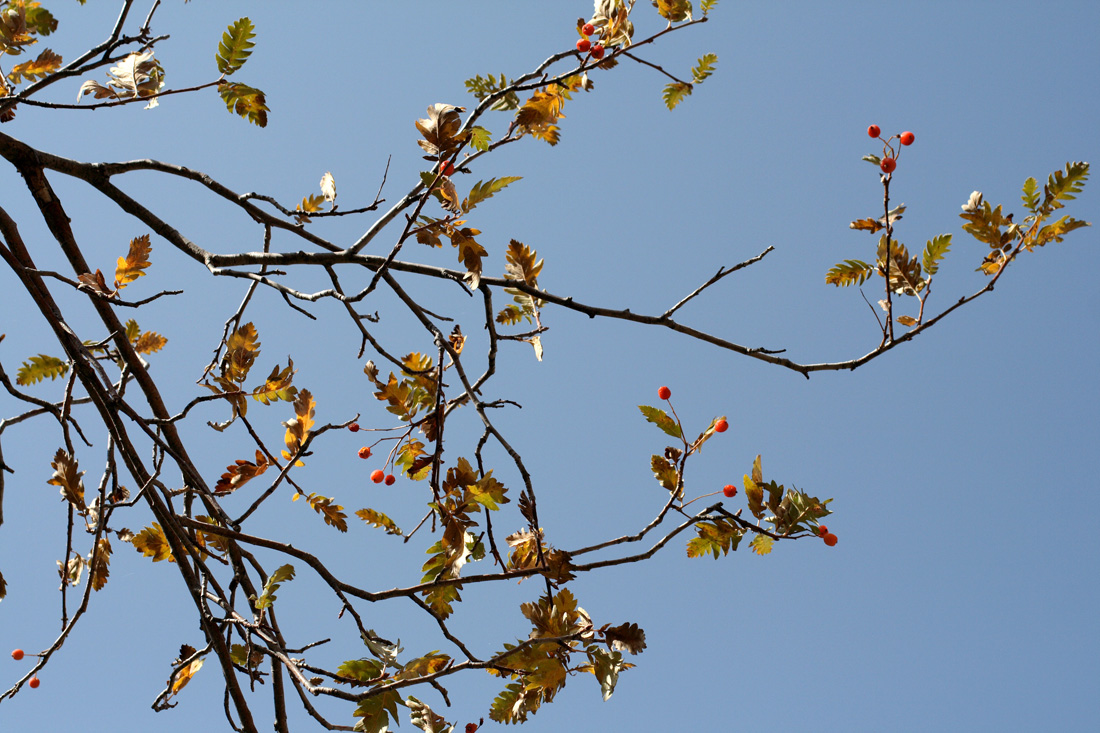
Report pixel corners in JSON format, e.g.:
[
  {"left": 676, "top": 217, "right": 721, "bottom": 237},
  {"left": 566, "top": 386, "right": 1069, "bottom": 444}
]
[{"left": 2, "top": 2, "right": 1098, "bottom": 731}]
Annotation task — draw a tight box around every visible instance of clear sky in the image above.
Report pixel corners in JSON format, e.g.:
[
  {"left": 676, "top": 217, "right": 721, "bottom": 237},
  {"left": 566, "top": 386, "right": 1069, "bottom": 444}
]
[{"left": 2, "top": 2, "right": 1098, "bottom": 731}]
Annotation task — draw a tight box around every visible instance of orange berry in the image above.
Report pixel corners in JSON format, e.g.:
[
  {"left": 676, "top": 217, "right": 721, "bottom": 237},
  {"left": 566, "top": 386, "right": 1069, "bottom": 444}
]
[
  {"left": 823, "top": 533, "right": 838, "bottom": 547},
  {"left": 576, "top": 38, "right": 591, "bottom": 53},
  {"left": 900, "top": 131, "right": 915, "bottom": 146},
  {"left": 348, "top": 422, "right": 360, "bottom": 432},
  {"left": 384, "top": 474, "right": 396, "bottom": 486},
  {"left": 590, "top": 44, "right": 605, "bottom": 60},
  {"left": 440, "top": 160, "right": 455, "bottom": 176},
  {"left": 370, "top": 469, "right": 385, "bottom": 483},
  {"left": 582, "top": 23, "right": 595, "bottom": 36},
  {"left": 722, "top": 484, "right": 737, "bottom": 498},
  {"left": 657, "top": 386, "right": 671, "bottom": 400},
  {"left": 28, "top": 676, "right": 40, "bottom": 689},
  {"left": 880, "top": 157, "right": 896, "bottom": 174},
  {"left": 11, "top": 649, "right": 24, "bottom": 660},
  {"left": 867, "top": 124, "right": 880, "bottom": 138},
  {"left": 714, "top": 419, "right": 729, "bottom": 433},
  {"left": 816, "top": 524, "right": 828, "bottom": 536},
  {"left": 358, "top": 446, "right": 372, "bottom": 460}
]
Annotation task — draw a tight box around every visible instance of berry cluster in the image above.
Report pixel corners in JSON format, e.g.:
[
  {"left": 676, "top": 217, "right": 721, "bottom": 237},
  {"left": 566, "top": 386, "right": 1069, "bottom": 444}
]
[
  {"left": 817, "top": 525, "right": 838, "bottom": 547},
  {"left": 867, "top": 124, "right": 915, "bottom": 174},
  {"left": 576, "top": 21, "right": 605, "bottom": 59},
  {"left": 351, "top": 423, "right": 395, "bottom": 485},
  {"left": 11, "top": 649, "right": 39, "bottom": 688}
]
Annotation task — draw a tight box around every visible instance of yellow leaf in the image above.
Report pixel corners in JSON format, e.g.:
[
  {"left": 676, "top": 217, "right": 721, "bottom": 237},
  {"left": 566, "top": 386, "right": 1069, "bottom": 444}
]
[
  {"left": 89, "top": 537, "right": 111, "bottom": 591},
  {"left": 48, "top": 448, "right": 86, "bottom": 512},
  {"left": 133, "top": 330, "right": 167, "bottom": 354},
  {"left": 114, "top": 234, "right": 152, "bottom": 289},
  {"left": 749, "top": 534, "right": 773, "bottom": 555},
  {"left": 281, "top": 389, "right": 315, "bottom": 464},
  {"left": 7, "top": 47, "right": 62, "bottom": 83},
  {"left": 170, "top": 658, "right": 204, "bottom": 694},
  {"left": 131, "top": 523, "right": 175, "bottom": 563}
]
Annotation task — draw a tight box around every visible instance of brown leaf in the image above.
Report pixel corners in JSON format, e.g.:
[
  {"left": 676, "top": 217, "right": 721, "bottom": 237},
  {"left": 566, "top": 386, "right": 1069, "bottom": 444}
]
[
  {"left": 214, "top": 450, "right": 270, "bottom": 495},
  {"left": 89, "top": 537, "right": 111, "bottom": 591},
  {"left": 115, "top": 234, "right": 152, "bottom": 290},
  {"left": 603, "top": 622, "right": 647, "bottom": 655},
  {"left": 415, "top": 104, "right": 469, "bottom": 157},
  {"left": 77, "top": 270, "right": 113, "bottom": 296},
  {"left": 48, "top": 448, "right": 86, "bottom": 512}
]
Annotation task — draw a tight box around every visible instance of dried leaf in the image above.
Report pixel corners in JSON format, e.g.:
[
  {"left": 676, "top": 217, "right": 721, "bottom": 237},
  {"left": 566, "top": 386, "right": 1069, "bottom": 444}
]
[
  {"left": 48, "top": 448, "right": 86, "bottom": 512},
  {"left": 281, "top": 389, "right": 315, "bottom": 465},
  {"left": 319, "top": 171, "right": 337, "bottom": 206},
  {"left": 131, "top": 523, "right": 175, "bottom": 563},
  {"left": 415, "top": 103, "right": 469, "bottom": 157},
  {"left": 603, "top": 622, "right": 647, "bottom": 654},
  {"left": 115, "top": 234, "right": 151, "bottom": 289},
  {"left": 214, "top": 450, "right": 270, "bottom": 495},
  {"left": 89, "top": 537, "right": 111, "bottom": 591}
]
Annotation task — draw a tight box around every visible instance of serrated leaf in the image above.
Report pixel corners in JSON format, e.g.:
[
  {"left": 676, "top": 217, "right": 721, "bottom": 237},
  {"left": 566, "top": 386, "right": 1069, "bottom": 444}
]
[
  {"left": 504, "top": 239, "right": 543, "bottom": 285},
  {"left": 218, "top": 81, "right": 268, "bottom": 127},
  {"left": 353, "top": 689, "right": 403, "bottom": 733},
  {"left": 691, "top": 53, "right": 717, "bottom": 83},
  {"left": 217, "top": 18, "right": 255, "bottom": 76},
  {"left": 114, "top": 234, "right": 151, "bottom": 289},
  {"left": 921, "top": 234, "right": 952, "bottom": 276},
  {"left": 662, "top": 81, "right": 692, "bottom": 110},
  {"left": 406, "top": 696, "right": 450, "bottom": 733},
  {"left": 251, "top": 359, "right": 297, "bottom": 405},
  {"left": 653, "top": 0, "right": 693, "bottom": 22},
  {"left": 131, "top": 523, "right": 175, "bottom": 563},
  {"left": 133, "top": 330, "right": 167, "bottom": 354},
  {"left": 749, "top": 534, "right": 774, "bottom": 555},
  {"left": 355, "top": 508, "right": 403, "bottom": 536},
  {"left": 7, "top": 47, "right": 61, "bottom": 84},
  {"left": 214, "top": 451, "right": 269, "bottom": 495},
  {"left": 469, "top": 125, "right": 492, "bottom": 151},
  {"left": 516, "top": 86, "right": 567, "bottom": 145},
  {"left": 604, "top": 622, "right": 647, "bottom": 654},
  {"left": 1041, "top": 161, "right": 1089, "bottom": 213},
  {"left": 48, "top": 448, "right": 86, "bottom": 511},
  {"left": 281, "top": 389, "right": 315, "bottom": 465},
  {"left": 638, "top": 405, "right": 682, "bottom": 438},
  {"left": 464, "top": 73, "right": 519, "bottom": 111},
  {"left": 650, "top": 454, "right": 680, "bottom": 494},
  {"left": 300, "top": 492, "right": 348, "bottom": 532},
  {"left": 77, "top": 269, "right": 112, "bottom": 296},
  {"left": 89, "top": 537, "right": 111, "bottom": 591},
  {"left": 254, "top": 563, "right": 294, "bottom": 610},
  {"left": 701, "top": 0, "right": 719, "bottom": 14},
  {"left": 397, "top": 652, "right": 451, "bottom": 681},
  {"left": 16, "top": 354, "right": 68, "bottom": 385},
  {"left": 415, "top": 103, "right": 469, "bottom": 157},
  {"left": 463, "top": 176, "right": 522, "bottom": 212},
  {"left": 825, "top": 259, "right": 874, "bottom": 288},
  {"left": 686, "top": 518, "right": 742, "bottom": 559},
  {"left": 1021, "top": 177, "right": 1040, "bottom": 213}
]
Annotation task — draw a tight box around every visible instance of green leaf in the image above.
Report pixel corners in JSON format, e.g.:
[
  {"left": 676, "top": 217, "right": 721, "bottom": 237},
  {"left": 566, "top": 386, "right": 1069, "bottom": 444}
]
[
  {"left": 686, "top": 518, "right": 742, "bottom": 559},
  {"left": 463, "top": 176, "right": 522, "bottom": 212},
  {"left": 353, "top": 690, "right": 402, "bottom": 733},
  {"left": 701, "top": 0, "right": 720, "bottom": 14},
  {"left": 650, "top": 455, "right": 680, "bottom": 494},
  {"left": 1032, "top": 215, "right": 1091, "bottom": 248},
  {"left": 355, "top": 508, "right": 403, "bottom": 536},
  {"left": 1040, "top": 161, "right": 1089, "bottom": 213},
  {"left": 216, "top": 18, "right": 256, "bottom": 76},
  {"left": 662, "top": 81, "right": 692, "bottom": 110},
  {"left": 921, "top": 234, "right": 952, "bottom": 276},
  {"left": 337, "top": 659, "right": 385, "bottom": 684},
  {"left": 586, "top": 646, "right": 627, "bottom": 701},
  {"left": 1021, "top": 176, "right": 1040, "bottom": 213},
  {"left": 638, "top": 405, "right": 682, "bottom": 438},
  {"left": 469, "top": 125, "right": 492, "bottom": 151},
  {"left": 254, "top": 564, "right": 294, "bottom": 610},
  {"left": 218, "top": 82, "right": 268, "bottom": 127},
  {"left": 464, "top": 73, "right": 519, "bottom": 111},
  {"left": 691, "top": 53, "right": 717, "bottom": 84},
  {"left": 16, "top": 354, "right": 68, "bottom": 385},
  {"left": 825, "top": 259, "right": 873, "bottom": 287}
]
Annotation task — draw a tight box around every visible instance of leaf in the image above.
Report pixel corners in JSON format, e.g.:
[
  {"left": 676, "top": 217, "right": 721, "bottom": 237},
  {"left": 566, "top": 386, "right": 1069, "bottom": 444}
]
[
  {"left": 16, "top": 354, "right": 68, "bottom": 385},
  {"left": 77, "top": 269, "right": 112, "bottom": 295},
  {"left": 662, "top": 81, "right": 692, "bottom": 110},
  {"left": 415, "top": 103, "right": 469, "bottom": 157},
  {"left": 959, "top": 200, "right": 1015, "bottom": 249},
  {"left": 251, "top": 359, "right": 297, "bottom": 405},
  {"left": 77, "top": 79, "right": 118, "bottom": 101},
  {"left": 170, "top": 658, "right": 204, "bottom": 695},
  {"left": 896, "top": 315, "right": 917, "bottom": 326},
  {"left": 650, "top": 454, "right": 680, "bottom": 494},
  {"left": 7, "top": 47, "right": 61, "bottom": 83},
  {"left": 103, "top": 51, "right": 164, "bottom": 105},
  {"left": 218, "top": 81, "right": 268, "bottom": 127},
  {"left": 686, "top": 518, "right": 742, "bottom": 559},
  {"left": 469, "top": 125, "right": 492, "bottom": 151},
  {"left": 921, "top": 234, "right": 952, "bottom": 276},
  {"left": 749, "top": 534, "right": 774, "bottom": 555},
  {"left": 355, "top": 508, "right": 403, "bottom": 536},
  {"left": 336, "top": 658, "right": 385, "bottom": 684},
  {"left": 504, "top": 239, "right": 543, "bottom": 286},
  {"left": 281, "top": 389, "right": 315, "bottom": 464},
  {"left": 638, "top": 405, "right": 683, "bottom": 439},
  {"left": 515, "top": 85, "right": 570, "bottom": 145},
  {"left": 319, "top": 171, "right": 337, "bottom": 206},
  {"left": 701, "top": 0, "right": 719, "bottom": 14},
  {"left": 223, "top": 322, "right": 261, "bottom": 384},
  {"left": 353, "top": 689, "right": 402, "bottom": 733},
  {"left": 89, "top": 537, "right": 111, "bottom": 591},
  {"left": 1032, "top": 215, "right": 1091, "bottom": 248},
  {"left": 1021, "top": 177, "right": 1040, "bottom": 214},
  {"left": 603, "top": 622, "right": 646, "bottom": 654},
  {"left": 254, "top": 564, "right": 295, "bottom": 610},
  {"left": 825, "top": 259, "right": 874, "bottom": 287},
  {"left": 463, "top": 176, "right": 522, "bottom": 212},
  {"left": 406, "top": 696, "right": 450, "bottom": 733},
  {"left": 464, "top": 73, "right": 519, "bottom": 111},
  {"left": 653, "top": 0, "right": 693, "bottom": 22},
  {"left": 214, "top": 450, "right": 270, "bottom": 495},
  {"left": 744, "top": 455, "right": 766, "bottom": 519},
  {"left": 216, "top": 18, "right": 255, "bottom": 76},
  {"left": 1040, "top": 161, "right": 1089, "bottom": 213},
  {"left": 449, "top": 226, "right": 487, "bottom": 288},
  {"left": 0, "top": 569, "right": 6, "bottom": 601},
  {"left": 397, "top": 652, "right": 451, "bottom": 681},
  {"left": 59, "top": 555, "right": 84, "bottom": 588},
  {"left": 114, "top": 234, "right": 151, "bottom": 289},
  {"left": 299, "top": 492, "right": 348, "bottom": 532},
  {"left": 131, "top": 523, "right": 175, "bottom": 563},
  {"left": 48, "top": 448, "right": 86, "bottom": 512},
  {"left": 587, "top": 646, "right": 627, "bottom": 701},
  {"left": 691, "top": 53, "right": 717, "bottom": 83},
  {"left": 296, "top": 193, "right": 325, "bottom": 223},
  {"left": 133, "top": 331, "right": 167, "bottom": 354},
  {"left": 876, "top": 236, "right": 925, "bottom": 296}
]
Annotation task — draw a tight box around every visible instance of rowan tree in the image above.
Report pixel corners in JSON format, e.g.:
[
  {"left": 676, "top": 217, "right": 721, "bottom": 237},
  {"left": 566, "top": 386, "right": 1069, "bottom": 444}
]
[{"left": 0, "top": 2, "right": 1093, "bottom": 731}]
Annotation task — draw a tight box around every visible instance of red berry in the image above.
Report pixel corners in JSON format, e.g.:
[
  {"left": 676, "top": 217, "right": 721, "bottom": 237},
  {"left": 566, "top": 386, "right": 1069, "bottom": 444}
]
[
  {"left": 657, "top": 386, "right": 671, "bottom": 400},
  {"left": 823, "top": 533, "right": 838, "bottom": 547},
  {"left": 466, "top": 724, "right": 479, "bottom": 733},
  {"left": 576, "top": 38, "right": 591, "bottom": 53},
  {"left": 880, "top": 157, "right": 896, "bottom": 174},
  {"left": 28, "top": 676, "right": 40, "bottom": 689},
  {"left": 867, "top": 124, "right": 881, "bottom": 138},
  {"left": 11, "top": 649, "right": 24, "bottom": 660},
  {"left": 714, "top": 419, "right": 729, "bottom": 433},
  {"left": 590, "top": 44, "right": 605, "bottom": 60},
  {"left": 348, "top": 422, "right": 360, "bottom": 432},
  {"left": 358, "top": 446, "right": 372, "bottom": 460},
  {"left": 370, "top": 469, "right": 385, "bottom": 483},
  {"left": 440, "top": 160, "right": 455, "bottom": 176},
  {"left": 816, "top": 524, "right": 828, "bottom": 536},
  {"left": 900, "top": 131, "right": 915, "bottom": 146},
  {"left": 384, "top": 474, "right": 396, "bottom": 486},
  {"left": 722, "top": 484, "right": 737, "bottom": 498},
  {"left": 582, "top": 23, "right": 596, "bottom": 36}
]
